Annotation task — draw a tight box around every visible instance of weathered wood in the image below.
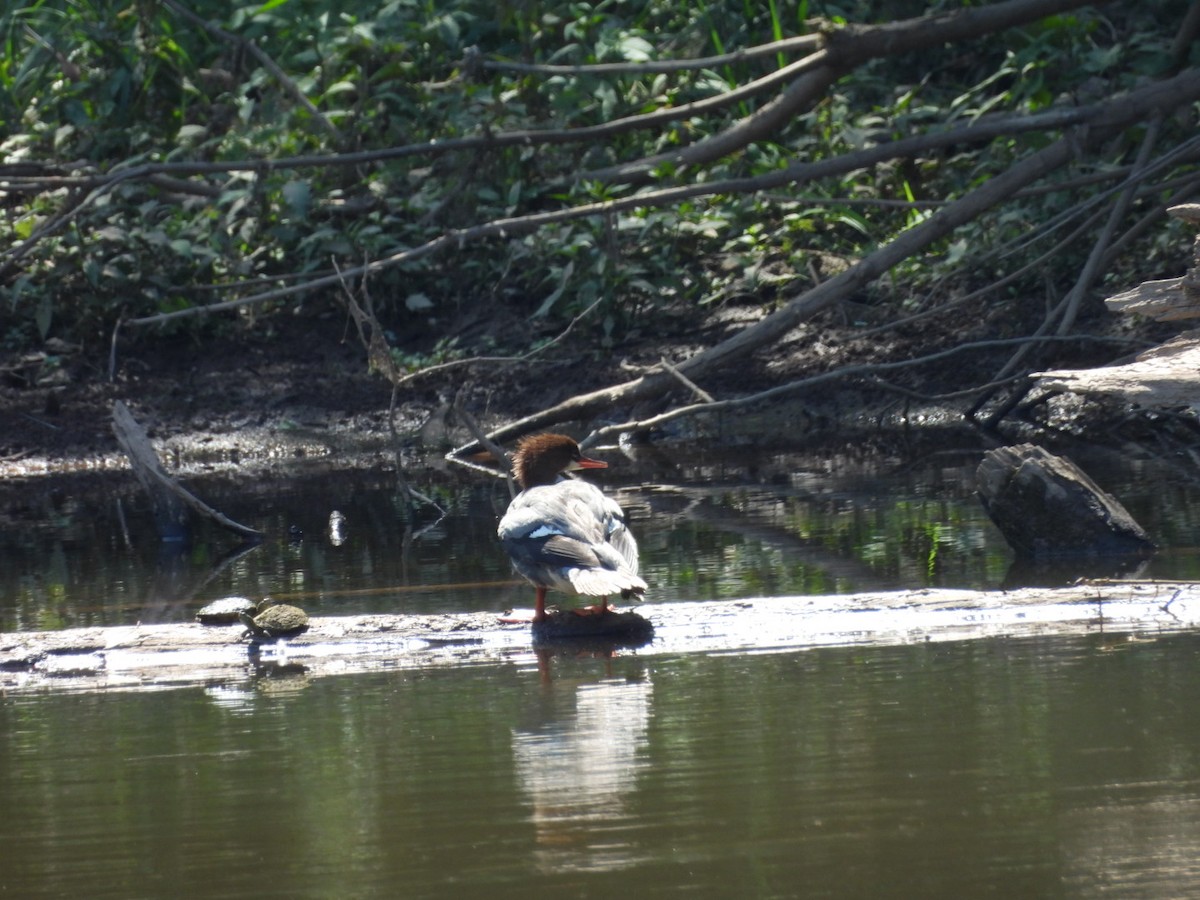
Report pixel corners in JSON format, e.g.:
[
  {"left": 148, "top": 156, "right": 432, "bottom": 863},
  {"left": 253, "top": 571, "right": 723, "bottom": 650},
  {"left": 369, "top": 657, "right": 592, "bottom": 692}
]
[
  {"left": 1104, "top": 277, "right": 1197, "bottom": 321},
  {"left": 1033, "top": 332, "right": 1200, "bottom": 414},
  {"left": 1032, "top": 203, "right": 1200, "bottom": 407},
  {"left": 1099, "top": 204, "right": 1200, "bottom": 321},
  {"left": 977, "top": 444, "right": 1153, "bottom": 559},
  {"left": 112, "top": 401, "right": 262, "bottom": 540},
  {"left": 2, "top": 582, "right": 1196, "bottom": 694},
  {"left": 532, "top": 608, "right": 654, "bottom": 644}
]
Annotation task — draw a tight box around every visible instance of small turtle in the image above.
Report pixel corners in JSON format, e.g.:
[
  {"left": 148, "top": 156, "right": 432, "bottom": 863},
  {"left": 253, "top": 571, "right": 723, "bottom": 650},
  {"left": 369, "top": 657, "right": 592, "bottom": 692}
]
[
  {"left": 239, "top": 600, "right": 310, "bottom": 641},
  {"left": 196, "top": 596, "right": 258, "bottom": 625}
]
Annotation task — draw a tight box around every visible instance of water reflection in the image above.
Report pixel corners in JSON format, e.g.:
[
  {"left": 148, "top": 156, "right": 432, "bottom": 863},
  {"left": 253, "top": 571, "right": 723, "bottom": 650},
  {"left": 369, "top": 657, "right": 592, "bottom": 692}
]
[
  {"left": 9, "top": 637, "right": 1200, "bottom": 895},
  {"left": 1061, "top": 790, "right": 1200, "bottom": 894},
  {"left": 2, "top": 446, "right": 1200, "bottom": 631},
  {"left": 513, "top": 655, "right": 652, "bottom": 873},
  {"left": 203, "top": 663, "right": 312, "bottom": 715}
]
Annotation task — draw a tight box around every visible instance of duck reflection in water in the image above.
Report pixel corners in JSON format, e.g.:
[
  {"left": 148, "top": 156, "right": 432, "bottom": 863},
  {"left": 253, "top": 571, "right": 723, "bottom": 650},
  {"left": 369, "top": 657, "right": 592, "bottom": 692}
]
[{"left": 512, "top": 652, "right": 653, "bottom": 873}]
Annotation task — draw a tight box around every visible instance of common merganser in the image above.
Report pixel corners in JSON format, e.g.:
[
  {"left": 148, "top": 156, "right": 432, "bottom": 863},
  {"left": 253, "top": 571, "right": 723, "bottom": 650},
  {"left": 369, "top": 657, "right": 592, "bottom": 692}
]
[{"left": 498, "top": 433, "right": 646, "bottom": 623}]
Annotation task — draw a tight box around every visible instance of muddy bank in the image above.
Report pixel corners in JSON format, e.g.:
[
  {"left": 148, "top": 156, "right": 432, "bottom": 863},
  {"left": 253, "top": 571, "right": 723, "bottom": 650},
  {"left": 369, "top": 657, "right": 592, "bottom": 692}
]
[
  {"left": 3, "top": 297, "right": 1164, "bottom": 485},
  {"left": 3, "top": 582, "right": 1195, "bottom": 695}
]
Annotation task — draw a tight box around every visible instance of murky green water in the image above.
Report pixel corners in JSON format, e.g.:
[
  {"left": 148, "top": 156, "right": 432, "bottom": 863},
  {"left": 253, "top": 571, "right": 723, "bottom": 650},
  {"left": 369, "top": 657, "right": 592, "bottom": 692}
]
[
  {"left": 5, "top": 635, "right": 1200, "bottom": 897},
  {"left": 4, "top": 446, "right": 1200, "bottom": 896}
]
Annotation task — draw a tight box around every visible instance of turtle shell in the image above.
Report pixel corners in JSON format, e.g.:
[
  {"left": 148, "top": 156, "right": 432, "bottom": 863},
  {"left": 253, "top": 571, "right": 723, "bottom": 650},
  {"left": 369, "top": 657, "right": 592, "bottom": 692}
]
[
  {"left": 241, "top": 604, "right": 310, "bottom": 639},
  {"left": 196, "top": 596, "right": 258, "bottom": 625}
]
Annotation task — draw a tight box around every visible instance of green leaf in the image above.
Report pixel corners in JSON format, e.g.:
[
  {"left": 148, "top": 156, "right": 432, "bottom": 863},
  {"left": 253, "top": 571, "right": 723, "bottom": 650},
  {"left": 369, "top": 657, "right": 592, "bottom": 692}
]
[
  {"left": 534, "top": 262, "right": 574, "bottom": 317},
  {"left": 35, "top": 295, "right": 52, "bottom": 340},
  {"left": 178, "top": 124, "right": 207, "bottom": 144},
  {"left": 618, "top": 35, "right": 654, "bottom": 62},
  {"left": 506, "top": 180, "right": 523, "bottom": 211},
  {"left": 253, "top": 0, "right": 294, "bottom": 15},
  {"left": 322, "top": 80, "right": 358, "bottom": 97},
  {"left": 282, "top": 180, "right": 311, "bottom": 221}
]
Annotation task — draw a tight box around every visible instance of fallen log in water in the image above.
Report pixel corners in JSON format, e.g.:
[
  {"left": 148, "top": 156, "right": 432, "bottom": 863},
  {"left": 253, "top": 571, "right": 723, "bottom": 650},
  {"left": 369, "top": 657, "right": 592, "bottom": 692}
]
[{"left": 2, "top": 581, "right": 1196, "bottom": 694}]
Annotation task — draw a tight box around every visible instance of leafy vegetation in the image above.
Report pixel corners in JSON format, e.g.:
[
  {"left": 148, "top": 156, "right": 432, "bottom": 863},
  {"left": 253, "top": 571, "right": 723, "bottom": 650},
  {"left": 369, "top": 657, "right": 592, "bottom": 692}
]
[{"left": 1, "top": 0, "right": 1196, "bottom": 379}]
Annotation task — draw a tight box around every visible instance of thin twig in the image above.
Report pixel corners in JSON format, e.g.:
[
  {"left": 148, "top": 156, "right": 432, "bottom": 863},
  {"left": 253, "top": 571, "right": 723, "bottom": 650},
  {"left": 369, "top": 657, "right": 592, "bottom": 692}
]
[
  {"left": 870, "top": 156, "right": 1200, "bottom": 343},
  {"left": 857, "top": 373, "right": 1031, "bottom": 402},
  {"left": 856, "top": 202, "right": 1111, "bottom": 340},
  {"left": 659, "top": 358, "right": 715, "bottom": 402},
  {"left": 765, "top": 193, "right": 950, "bottom": 210},
  {"left": 331, "top": 253, "right": 601, "bottom": 492},
  {"left": 892, "top": 133, "right": 1200, "bottom": 362},
  {"left": 454, "top": 402, "right": 515, "bottom": 498},
  {"left": 392, "top": 296, "right": 608, "bottom": 390},
  {"left": 479, "top": 34, "right": 822, "bottom": 76},
  {"left": 995, "top": 132, "right": 1200, "bottom": 264},
  {"left": 108, "top": 318, "right": 123, "bottom": 382},
  {"left": 1102, "top": 173, "right": 1200, "bottom": 271},
  {"left": 983, "top": 119, "right": 1177, "bottom": 384}
]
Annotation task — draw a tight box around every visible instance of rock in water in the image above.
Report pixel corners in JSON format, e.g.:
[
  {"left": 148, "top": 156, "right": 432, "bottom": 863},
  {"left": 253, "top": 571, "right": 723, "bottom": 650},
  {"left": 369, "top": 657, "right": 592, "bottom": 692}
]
[{"left": 531, "top": 608, "right": 654, "bottom": 647}]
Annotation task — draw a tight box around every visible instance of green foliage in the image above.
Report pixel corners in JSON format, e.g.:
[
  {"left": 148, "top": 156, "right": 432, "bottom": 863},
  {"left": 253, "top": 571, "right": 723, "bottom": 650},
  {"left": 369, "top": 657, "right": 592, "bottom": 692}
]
[{"left": 0, "top": 0, "right": 1192, "bottom": 359}]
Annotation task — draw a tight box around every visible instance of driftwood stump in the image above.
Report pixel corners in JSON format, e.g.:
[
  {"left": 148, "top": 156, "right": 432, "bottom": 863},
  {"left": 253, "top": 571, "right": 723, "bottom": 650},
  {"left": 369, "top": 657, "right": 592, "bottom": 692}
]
[{"left": 976, "top": 444, "right": 1153, "bottom": 560}]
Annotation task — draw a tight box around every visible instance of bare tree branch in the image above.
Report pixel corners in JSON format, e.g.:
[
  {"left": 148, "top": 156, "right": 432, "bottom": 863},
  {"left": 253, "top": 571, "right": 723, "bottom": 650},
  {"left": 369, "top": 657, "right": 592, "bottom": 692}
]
[
  {"left": 572, "top": 335, "right": 1145, "bottom": 448},
  {"left": 1057, "top": 115, "right": 1165, "bottom": 334},
  {"left": 111, "top": 93, "right": 1143, "bottom": 330},
  {"left": 581, "top": 0, "right": 1099, "bottom": 186},
  {"left": 445, "top": 65, "right": 1200, "bottom": 457}
]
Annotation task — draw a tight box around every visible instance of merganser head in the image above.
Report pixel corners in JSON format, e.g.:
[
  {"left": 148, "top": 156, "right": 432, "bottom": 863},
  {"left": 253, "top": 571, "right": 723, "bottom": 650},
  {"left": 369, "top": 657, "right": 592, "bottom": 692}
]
[{"left": 511, "top": 433, "right": 607, "bottom": 490}]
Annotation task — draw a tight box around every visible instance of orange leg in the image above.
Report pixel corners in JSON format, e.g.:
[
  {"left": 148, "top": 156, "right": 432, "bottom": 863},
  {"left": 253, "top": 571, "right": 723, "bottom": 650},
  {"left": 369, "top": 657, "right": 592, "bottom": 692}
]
[{"left": 497, "top": 586, "right": 551, "bottom": 624}]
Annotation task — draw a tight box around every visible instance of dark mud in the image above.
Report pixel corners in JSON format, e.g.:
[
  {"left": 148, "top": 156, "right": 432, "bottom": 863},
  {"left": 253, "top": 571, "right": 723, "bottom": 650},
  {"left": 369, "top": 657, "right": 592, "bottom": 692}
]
[{"left": 1, "top": 292, "right": 1188, "bottom": 502}]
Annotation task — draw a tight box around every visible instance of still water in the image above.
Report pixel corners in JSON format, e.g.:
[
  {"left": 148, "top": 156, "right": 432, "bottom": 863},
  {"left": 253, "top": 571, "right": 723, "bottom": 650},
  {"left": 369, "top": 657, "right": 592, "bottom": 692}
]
[
  {"left": 3, "top": 443, "right": 1199, "bottom": 631},
  {"left": 5, "top": 636, "right": 1200, "bottom": 897},
  {"left": 4, "top": 444, "right": 1200, "bottom": 896}
]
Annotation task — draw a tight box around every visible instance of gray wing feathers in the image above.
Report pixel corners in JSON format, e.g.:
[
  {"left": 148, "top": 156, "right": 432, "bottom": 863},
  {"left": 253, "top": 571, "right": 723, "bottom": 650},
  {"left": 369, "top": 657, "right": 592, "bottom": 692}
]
[{"left": 498, "top": 481, "right": 646, "bottom": 598}]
